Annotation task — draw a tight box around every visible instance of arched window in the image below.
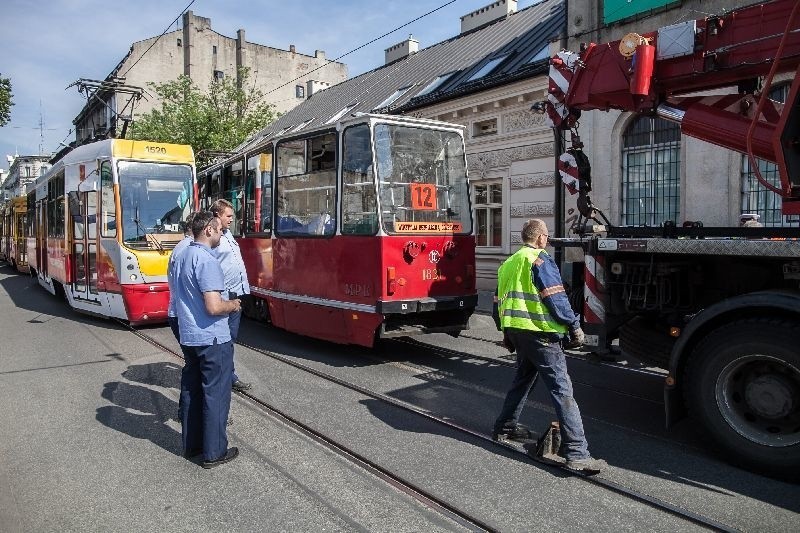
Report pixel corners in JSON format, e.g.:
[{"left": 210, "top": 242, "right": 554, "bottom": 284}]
[
  {"left": 621, "top": 116, "right": 681, "bottom": 226},
  {"left": 741, "top": 83, "right": 798, "bottom": 227}
]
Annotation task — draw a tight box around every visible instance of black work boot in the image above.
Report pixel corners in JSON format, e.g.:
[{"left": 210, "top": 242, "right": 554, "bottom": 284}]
[{"left": 492, "top": 422, "right": 534, "bottom": 442}]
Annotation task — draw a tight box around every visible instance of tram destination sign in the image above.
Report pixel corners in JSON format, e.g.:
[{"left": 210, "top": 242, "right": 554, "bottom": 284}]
[{"left": 394, "top": 222, "right": 463, "bottom": 233}]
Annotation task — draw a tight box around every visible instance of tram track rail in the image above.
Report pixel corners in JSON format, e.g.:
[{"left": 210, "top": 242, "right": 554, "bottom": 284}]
[
  {"left": 124, "top": 321, "right": 735, "bottom": 532},
  {"left": 389, "top": 337, "right": 667, "bottom": 407},
  {"left": 120, "top": 321, "right": 496, "bottom": 533},
  {"left": 446, "top": 332, "right": 667, "bottom": 378}
]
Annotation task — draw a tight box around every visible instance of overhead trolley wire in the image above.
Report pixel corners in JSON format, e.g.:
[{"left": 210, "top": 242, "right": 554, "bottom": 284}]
[
  {"left": 263, "top": 0, "right": 459, "bottom": 97},
  {"left": 120, "top": 0, "right": 197, "bottom": 78}
]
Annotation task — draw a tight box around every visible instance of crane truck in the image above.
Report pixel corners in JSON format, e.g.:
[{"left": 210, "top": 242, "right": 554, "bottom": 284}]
[{"left": 538, "top": 0, "right": 800, "bottom": 481}]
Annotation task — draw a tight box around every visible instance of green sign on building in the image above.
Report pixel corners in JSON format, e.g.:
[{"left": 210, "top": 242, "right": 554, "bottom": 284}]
[{"left": 604, "top": 0, "right": 674, "bottom": 24}]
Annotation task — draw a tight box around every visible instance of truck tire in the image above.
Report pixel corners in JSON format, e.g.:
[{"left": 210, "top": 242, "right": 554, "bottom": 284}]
[
  {"left": 619, "top": 316, "right": 674, "bottom": 368},
  {"left": 686, "top": 318, "right": 800, "bottom": 482}
]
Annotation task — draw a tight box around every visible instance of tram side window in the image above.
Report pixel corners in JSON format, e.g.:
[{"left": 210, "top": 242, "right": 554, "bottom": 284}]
[
  {"left": 222, "top": 160, "right": 245, "bottom": 236},
  {"left": 210, "top": 169, "right": 221, "bottom": 205},
  {"left": 198, "top": 169, "right": 221, "bottom": 210},
  {"left": 100, "top": 161, "right": 116, "bottom": 237},
  {"left": 275, "top": 133, "right": 337, "bottom": 237},
  {"left": 198, "top": 173, "right": 210, "bottom": 210},
  {"left": 47, "top": 171, "right": 65, "bottom": 238},
  {"left": 246, "top": 149, "right": 273, "bottom": 234},
  {"left": 342, "top": 124, "right": 377, "bottom": 235},
  {"left": 26, "top": 191, "right": 36, "bottom": 237}
]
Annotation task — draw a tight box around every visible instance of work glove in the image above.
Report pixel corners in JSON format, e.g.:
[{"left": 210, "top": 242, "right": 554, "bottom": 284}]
[{"left": 564, "top": 325, "right": 585, "bottom": 349}]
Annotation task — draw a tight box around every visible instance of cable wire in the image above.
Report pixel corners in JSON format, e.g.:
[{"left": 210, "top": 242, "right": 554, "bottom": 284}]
[
  {"left": 120, "top": 0, "right": 197, "bottom": 78},
  {"left": 263, "top": 0, "right": 458, "bottom": 97}
]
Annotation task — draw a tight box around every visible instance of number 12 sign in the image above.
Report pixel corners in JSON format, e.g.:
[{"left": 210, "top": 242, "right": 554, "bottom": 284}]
[{"left": 410, "top": 183, "right": 437, "bottom": 210}]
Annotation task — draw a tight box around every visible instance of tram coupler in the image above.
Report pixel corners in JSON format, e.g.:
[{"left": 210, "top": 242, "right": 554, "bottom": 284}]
[{"left": 532, "top": 421, "right": 566, "bottom": 465}]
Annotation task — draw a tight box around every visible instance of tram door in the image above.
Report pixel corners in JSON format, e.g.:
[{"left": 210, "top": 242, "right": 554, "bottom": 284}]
[
  {"left": 70, "top": 191, "right": 99, "bottom": 302},
  {"left": 15, "top": 212, "right": 26, "bottom": 265},
  {"left": 37, "top": 200, "right": 47, "bottom": 277}
]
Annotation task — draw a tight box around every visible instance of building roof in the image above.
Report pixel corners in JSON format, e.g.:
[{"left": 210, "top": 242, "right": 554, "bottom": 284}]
[{"left": 236, "top": 0, "right": 564, "bottom": 153}]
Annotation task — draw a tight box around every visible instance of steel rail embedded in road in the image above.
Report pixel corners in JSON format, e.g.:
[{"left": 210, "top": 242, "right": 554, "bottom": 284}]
[
  {"left": 390, "top": 337, "right": 666, "bottom": 406},
  {"left": 121, "top": 322, "right": 497, "bottom": 533},
  {"left": 123, "top": 321, "right": 734, "bottom": 532},
  {"left": 235, "top": 335, "right": 736, "bottom": 533}
]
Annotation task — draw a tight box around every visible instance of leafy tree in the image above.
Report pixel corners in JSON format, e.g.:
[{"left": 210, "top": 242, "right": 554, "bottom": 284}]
[
  {"left": 132, "top": 68, "right": 277, "bottom": 167},
  {"left": 0, "top": 74, "right": 13, "bottom": 127}
]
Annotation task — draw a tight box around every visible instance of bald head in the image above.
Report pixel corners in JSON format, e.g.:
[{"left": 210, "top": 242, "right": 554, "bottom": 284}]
[{"left": 521, "top": 219, "right": 549, "bottom": 245}]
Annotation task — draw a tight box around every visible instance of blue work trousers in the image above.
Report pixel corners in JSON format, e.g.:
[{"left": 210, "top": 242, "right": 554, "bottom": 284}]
[
  {"left": 180, "top": 339, "right": 234, "bottom": 461},
  {"left": 494, "top": 330, "right": 590, "bottom": 460},
  {"left": 228, "top": 308, "right": 241, "bottom": 383}
]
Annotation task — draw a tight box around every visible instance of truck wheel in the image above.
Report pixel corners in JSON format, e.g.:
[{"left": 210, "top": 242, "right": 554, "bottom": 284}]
[
  {"left": 619, "top": 316, "right": 674, "bottom": 367},
  {"left": 686, "top": 318, "right": 800, "bottom": 481}
]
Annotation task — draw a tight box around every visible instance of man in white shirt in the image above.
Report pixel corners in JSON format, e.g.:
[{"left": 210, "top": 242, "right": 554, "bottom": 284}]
[{"left": 211, "top": 199, "right": 252, "bottom": 392}]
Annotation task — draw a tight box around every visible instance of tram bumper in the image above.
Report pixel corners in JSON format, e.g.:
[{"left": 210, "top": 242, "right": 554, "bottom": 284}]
[{"left": 377, "top": 294, "right": 478, "bottom": 338}]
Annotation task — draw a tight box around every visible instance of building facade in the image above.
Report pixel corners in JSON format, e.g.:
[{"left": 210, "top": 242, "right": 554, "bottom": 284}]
[
  {"left": 410, "top": 77, "right": 556, "bottom": 288},
  {"left": 73, "top": 11, "right": 349, "bottom": 144},
  {"left": 563, "top": 0, "right": 798, "bottom": 229},
  {"left": 1, "top": 155, "right": 51, "bottom": 199}
]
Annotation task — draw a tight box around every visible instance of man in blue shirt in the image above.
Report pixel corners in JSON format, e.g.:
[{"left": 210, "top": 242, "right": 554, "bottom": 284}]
[
  {"left": 211, "top": 199, "right": 251, "bottom": 392},
  {"left": 173, "top": 211, "right": 241, "bottom": 468},
  {"left": 167, "top": 213, "right": 196, "bottom": 344},
  {"left": 493, "top": 218, "right": 604, "bottom": 473}
]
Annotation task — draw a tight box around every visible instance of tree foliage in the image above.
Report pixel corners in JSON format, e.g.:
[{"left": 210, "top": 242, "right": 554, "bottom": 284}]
[
  {"left": 0, "top": 74, "right": 13, "bottom": 127},
  {"left": 131, "top": 68, "right": 277, "bottom": 167}
]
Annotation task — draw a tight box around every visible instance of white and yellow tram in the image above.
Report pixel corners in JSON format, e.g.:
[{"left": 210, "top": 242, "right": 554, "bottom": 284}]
[{"left": 28, "top": 139, "right": 196, "bottom": 324}]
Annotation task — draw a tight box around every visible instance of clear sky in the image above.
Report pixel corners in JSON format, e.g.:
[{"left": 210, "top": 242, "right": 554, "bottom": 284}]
[{"left": 0, "top": 0, "right": 540, "bottom": 172}]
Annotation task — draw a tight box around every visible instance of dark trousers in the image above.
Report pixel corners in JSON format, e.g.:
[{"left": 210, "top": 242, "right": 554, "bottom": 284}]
[
  {"left": 180, "top": 339, "right": 234, "bottom": 461},
  {"left": 494, "top": 329, "right": 590, "bottom": 460},
  {"left": 169, "top": 316, "right": 180, "bottom": 342},
  {"left": 228, "top": 308, "right": 242, "bottom": 382},
  {"left": 169, "top": 316, "right": 191, "bottom": 359}
]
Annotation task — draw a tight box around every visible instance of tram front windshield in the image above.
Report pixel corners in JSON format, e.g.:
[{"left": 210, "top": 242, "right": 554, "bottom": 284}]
[
  {"left": 118, "top": 161, "right": 193, "bottom": 243},
  {"left": 375, "top": 124, "right": 471, "bottom": 235}
]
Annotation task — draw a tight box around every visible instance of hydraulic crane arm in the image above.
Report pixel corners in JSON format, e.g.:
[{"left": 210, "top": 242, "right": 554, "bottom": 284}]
[{"left": 541, "top": 0, "right": 800, "bottom": 218}]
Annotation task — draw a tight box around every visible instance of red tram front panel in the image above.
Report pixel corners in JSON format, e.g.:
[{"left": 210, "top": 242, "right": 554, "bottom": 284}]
[{"left": 262, "top": 233, "right": 476, "bottom": 347}]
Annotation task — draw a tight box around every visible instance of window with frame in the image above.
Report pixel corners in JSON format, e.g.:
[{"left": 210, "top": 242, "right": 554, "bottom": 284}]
[
  {"left": 47, "top": 171, "right": 65, "bottom": 237},
  {"left": 26, "top": 190, "right": 36, "bottom": 237},
  {"left": 621, "top": 116, "right": 681, "bottom": 226},
  {"left": 416, "top": 72, "right": 455, "bottom": 97},
  {"left": 245, "top": 148, "right": 273, "bottom": 234},
  {"left": 374, "top": 86, "right": 412, "bottom": 111},
  {"left": 341, "top": 124, "right": 377, "bottom": 235},
  {"left": 741, "top": 83, "right": 798, "bottom": 227},
  {"left": 100, "top": 160, "right": 116, "bottom": 237},
  {"left": 473, "top": 181, "right": 502, "bottom": 247},
  {"left": 467, "top": 54, "right": 508, "bottom": 82},
  {"left": 222, "top": 160, "right": 245, "bottom": 235},
  {"left": 275, "top": 132, "right": 337, "bottom": 236}
]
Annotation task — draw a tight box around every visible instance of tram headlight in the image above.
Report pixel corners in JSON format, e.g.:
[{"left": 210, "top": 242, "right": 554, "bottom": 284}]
[{"left": 130, "top": 274, "right": 138, "bottom": 281}]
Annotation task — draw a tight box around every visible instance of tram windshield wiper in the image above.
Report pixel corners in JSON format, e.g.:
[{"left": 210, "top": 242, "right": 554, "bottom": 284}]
[{"left": 131, "top": 207, "right": 164, "bottom": 252}]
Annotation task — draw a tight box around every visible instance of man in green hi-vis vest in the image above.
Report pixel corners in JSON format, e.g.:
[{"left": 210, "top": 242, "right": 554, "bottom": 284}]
[{"left": 493, "top": 219, "right": 605, "bottom": 474}]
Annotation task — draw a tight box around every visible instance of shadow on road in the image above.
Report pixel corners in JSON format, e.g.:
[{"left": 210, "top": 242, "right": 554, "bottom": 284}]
[{"left": 96, "top": 363, "right": 184, "bottom": 458}]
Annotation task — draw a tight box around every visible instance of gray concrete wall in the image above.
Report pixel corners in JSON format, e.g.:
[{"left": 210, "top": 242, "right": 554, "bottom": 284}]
[{"left": 76, "top": 11, "right": 348, "bottom": 141}]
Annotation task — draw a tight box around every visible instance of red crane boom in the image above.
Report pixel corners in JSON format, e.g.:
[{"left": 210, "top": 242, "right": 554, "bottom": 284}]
[{"left": 542, "top": 0, "right": 800, "bottom": 216}]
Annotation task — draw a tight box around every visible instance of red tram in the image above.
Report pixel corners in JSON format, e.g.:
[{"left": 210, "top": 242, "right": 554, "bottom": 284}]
[{"left": 199, "top": 114, "right": 477, "bottom": 346}]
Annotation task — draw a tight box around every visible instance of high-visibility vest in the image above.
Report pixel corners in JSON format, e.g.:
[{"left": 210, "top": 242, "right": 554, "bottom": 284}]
[{"left": 497, "top": 246, "right": 567, "bottom": 334}]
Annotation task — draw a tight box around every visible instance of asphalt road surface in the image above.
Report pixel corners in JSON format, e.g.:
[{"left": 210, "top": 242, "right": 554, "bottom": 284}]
[{"left": 1, "top": 267, "right": 798, "bottom": 532}]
